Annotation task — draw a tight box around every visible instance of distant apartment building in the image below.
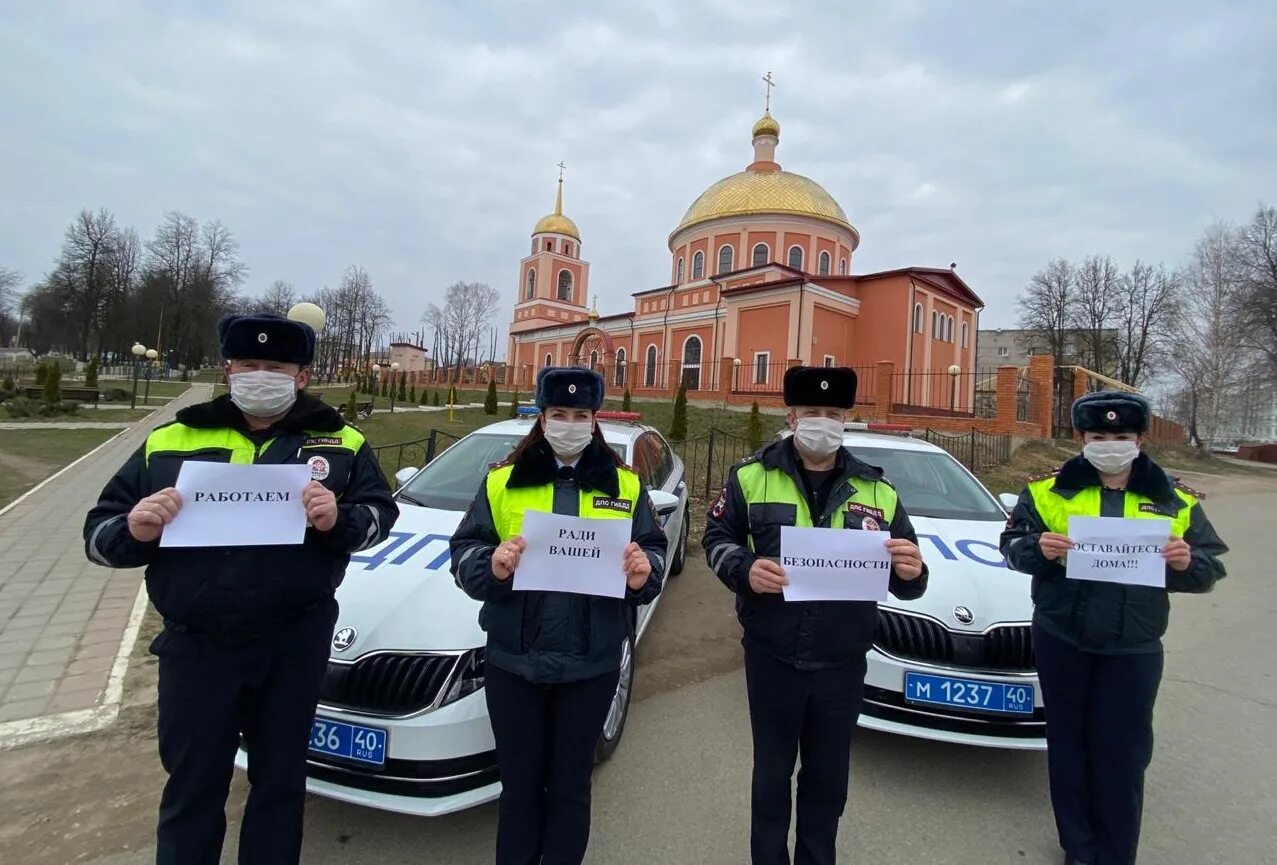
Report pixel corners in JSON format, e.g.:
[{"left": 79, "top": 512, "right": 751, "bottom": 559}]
[
  {"left": 1217, "top": 381, "right": 1277, "bottom": 444},
  {"left": 977, "top": 328, "right": 1119, "bottom": 375}
]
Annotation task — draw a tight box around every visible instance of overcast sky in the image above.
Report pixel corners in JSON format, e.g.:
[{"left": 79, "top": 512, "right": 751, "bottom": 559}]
[{"left": 1, "top": 1, "right": 1273, "bottom": 336}]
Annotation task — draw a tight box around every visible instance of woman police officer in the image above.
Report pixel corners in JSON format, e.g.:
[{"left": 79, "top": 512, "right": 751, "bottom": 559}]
[
  {"left": 1000, "top": 391, "right": 1228, "bottom": 865},
  {"left": 449, "top": 367, "right": 667, "bottom": 865}
]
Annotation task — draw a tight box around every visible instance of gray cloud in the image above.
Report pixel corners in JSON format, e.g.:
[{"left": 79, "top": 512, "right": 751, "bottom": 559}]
[{"left": 0, "top": 0, "right": 1272, "bottom": 337}]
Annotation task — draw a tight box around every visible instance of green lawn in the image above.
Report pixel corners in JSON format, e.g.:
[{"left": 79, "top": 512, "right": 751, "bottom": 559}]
[
  {"left": 0, "top": 428, "right": 120, "bottom": 508},
  {"left": 0, "top": 408, "right": 155, "bottom": 423}
]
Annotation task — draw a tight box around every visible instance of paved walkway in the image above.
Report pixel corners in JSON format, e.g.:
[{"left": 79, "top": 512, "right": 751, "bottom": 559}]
[{"left": 0, "top": 385, "right": 209, "bottom": 735}]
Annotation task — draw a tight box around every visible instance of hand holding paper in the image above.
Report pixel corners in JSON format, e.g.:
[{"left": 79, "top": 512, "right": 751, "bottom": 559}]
[
  {"left": 128, "top": 488, "right": 183, "bottom": 542},
  {"left": 303, "top": 481, "right": 338, "bottom": 532},
  {"left": 491, "top": 536, "right": 527, "bottom": 581},
  {"left": 622, "top": 541, "right": 651, "bottom": 590},
  {"left": 886, "top": 538, "right": 924, "bottom": 580},
  {"left": 1162, "top": 536, "right": 1192, "bottom": 571},
  {"left": 749, "top": 559, "right": 788, "bottom": 594}
]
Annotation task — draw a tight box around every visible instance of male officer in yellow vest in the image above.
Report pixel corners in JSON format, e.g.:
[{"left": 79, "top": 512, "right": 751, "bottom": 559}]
[
  {"left": 83, "top": 313, "right": 398, "bottom": 865},
  {"left": 1000, "top": 392, "right": 1226, "bottom": 865},
  {"left": 703, "top": 366, "right": 926, "bottom": 865}
]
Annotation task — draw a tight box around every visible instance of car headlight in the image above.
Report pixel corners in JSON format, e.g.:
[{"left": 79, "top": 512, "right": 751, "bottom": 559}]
[{"left": 438, "top": 647, "right": 486, "bottom": 707}]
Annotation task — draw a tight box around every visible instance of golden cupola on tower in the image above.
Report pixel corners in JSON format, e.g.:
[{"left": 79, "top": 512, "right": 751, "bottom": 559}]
[{"left": 532, "top": 175, "right": 580, "bottom": 240}]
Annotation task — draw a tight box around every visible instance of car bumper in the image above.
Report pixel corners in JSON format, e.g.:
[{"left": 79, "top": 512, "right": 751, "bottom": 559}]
[
  {"left": 234, "top": 688, "right": 502, "bottom": 817},
  {"left": 860, "top": 648, "right": 1047, "bottom": 751}
]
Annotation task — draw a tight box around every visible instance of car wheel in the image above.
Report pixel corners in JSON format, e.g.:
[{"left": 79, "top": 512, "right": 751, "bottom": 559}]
[
  {"left": 669, "top": 509, "right": 689, "bottom": 577},
  {"left": 595, "top": 633, "right": 635, "bottom": 763}
]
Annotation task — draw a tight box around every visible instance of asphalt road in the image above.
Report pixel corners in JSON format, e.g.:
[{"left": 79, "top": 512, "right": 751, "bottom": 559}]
[{"left": 50, "top": 473, "right": 1277, "bottom": 864}]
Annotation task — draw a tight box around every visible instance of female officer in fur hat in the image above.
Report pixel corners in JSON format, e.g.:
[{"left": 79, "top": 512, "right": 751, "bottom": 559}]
[
  {"left": 1000, "top": 391, "right": 1228, "bottom": 865},
  {"left": 450, "top": 366, "right": 667, "bottom": 865}
]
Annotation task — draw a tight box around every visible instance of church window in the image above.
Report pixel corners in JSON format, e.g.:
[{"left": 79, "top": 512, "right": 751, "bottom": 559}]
[
  {"left": 717, "top": 245, "right": 734, "bottom": 275},
  {"left": 681, "top": 335, "right": 702, "bottom": 391},
  {"left": 752, "top": 243, "right": 769, "bottom": 266},
  {"left": 948, "top": 316, "right": 956, "bottom": 343},
  {"left": 545, "top": 240, "right": 553, "bottom": 251},
  {"left": 692, "top": 251, "right": 705, "bottom": 280},
  {"left": 590, "top": 350, "right": 599, "bottom": 369},
  {"left": 818, "top": 251, "right": 831, "bottom": 275},
  {"left": 564, "top": 242, "right": 573, "bottom": 257},
  {"left": 645, "top": 345, "right": 658, "bottom": 386},
  {"left": 677, "top": 257, "right": 685, "bottom": 283},
  {"left": 615, "top": 348, "right": 626, "bottom": 386},
  {"left": 824, "top": 354, "right": 836, "bottom": 367},
  {"left": 526, "top": 269, "right": 536, "bottom": 299},
  {"left": 544, "top": 352, "right": 553, "bottom": 368},
  {"left": 913, "top": 303, "right": 924, "bottom": 333},
  {"left": 961, "top": 322, "right": 969, "bottom": 348},
  {"left": 754, "top": 351, "right": 770, "bottom": 384},
  {"left": 932, "top": 311, "right": 939, "bottom": 338},
  {"left": 839, "top": 258, "right": 848, "bottom": 275},
  {"left": 557, "top": 270, "right": 573, "bottom": 301},
  {"left": 788, "top": 246, "right": 804, "bottom": 270}
]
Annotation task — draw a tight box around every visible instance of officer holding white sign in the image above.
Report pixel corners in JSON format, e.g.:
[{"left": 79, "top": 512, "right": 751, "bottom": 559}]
[
  {"left": 1000, "top": 391, "right": 1228, "bottom": 865},
  {"left": 449, "top": 367, "right": 667, "bottom": 865},
  {"left": 702, "top": 366, "right": 926, "bottom": 865}
]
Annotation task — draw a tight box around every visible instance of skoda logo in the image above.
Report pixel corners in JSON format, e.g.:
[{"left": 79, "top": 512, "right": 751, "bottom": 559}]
[
  {"left": 332, "top": 626, "right": 358, "bottom": 652},
  {"left": 952, "top": 606, "right": 974, "bottom": 625}
]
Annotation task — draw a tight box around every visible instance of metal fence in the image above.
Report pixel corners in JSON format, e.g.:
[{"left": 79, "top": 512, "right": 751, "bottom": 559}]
[
  {"left": 920, "top": 428, "right": 1012, "bottom": 472},
  {"left": 892, "top": 368, "right": 999, "bottom": 417},
  {"left": 669, "top": 427, "right": 760, "bottom": 500},
  {"left": 371, "top": 429, "right": 461, "bottom": 475}
]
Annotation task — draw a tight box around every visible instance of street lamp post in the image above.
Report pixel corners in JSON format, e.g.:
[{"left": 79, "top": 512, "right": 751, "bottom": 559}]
[
  {"left": 144, "top": 349, "right": 159, "bottom": 405},
  {"left": 389, "top": 362, "right": 401, "bottom": 412},
  {"left": 948, "top": 364, "right": 962, "bottom": 413},
  {"left": 130, "top": 343, "right": 146, "bottom": 409},
  {"left": 371, "top": 364, "right": 381, "bottom": 404}
]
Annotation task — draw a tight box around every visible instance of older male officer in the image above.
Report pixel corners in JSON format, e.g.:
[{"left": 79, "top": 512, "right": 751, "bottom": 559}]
[
  {"left": 703, "top": 366, "right": 927, "bottom": 865},
  {"left": 83, "top": 313, "right": 398, "bottom": 865}
]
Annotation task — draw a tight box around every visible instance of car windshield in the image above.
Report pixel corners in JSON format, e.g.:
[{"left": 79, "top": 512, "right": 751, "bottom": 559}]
[
  {"left": 398, "top": 431, "right": 628, "bottom": 511},
  {"left": 847, "top": 446, "right": 1005, "bottom": 522}
]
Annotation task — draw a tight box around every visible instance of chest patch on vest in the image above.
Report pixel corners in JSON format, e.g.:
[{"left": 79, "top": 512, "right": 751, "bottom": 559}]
[
  {"left": 308, "top": 455, "right": 330, "bottom": 481},
  {"left": 303, "top": 436, "right": 343, "bottom": 448},
  {"left": 592, "top": 496, "right": 633, "bottom": 514},
  {"left": 1138, "top": 502, "right": 1177, "bottom": 516},
  {"left": 845, "top": 502, "right": 885, "bottom": 521}
]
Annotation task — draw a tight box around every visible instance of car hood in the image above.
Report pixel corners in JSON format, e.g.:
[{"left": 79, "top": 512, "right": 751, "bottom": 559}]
[
  {"left": 331, "top": 504, "right": 483, "bottom": 659},
  {"left": 895, "top": 516, "right": 1031, "bottom": 632}
]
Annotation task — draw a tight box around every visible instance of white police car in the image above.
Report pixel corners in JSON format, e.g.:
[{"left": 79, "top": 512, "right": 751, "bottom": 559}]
[
  {"left": 244, "top": 410, "right": 688, "bottom": 816},
  {"left": 781, "top": 425, "right": 1045, "bottom": 750}
]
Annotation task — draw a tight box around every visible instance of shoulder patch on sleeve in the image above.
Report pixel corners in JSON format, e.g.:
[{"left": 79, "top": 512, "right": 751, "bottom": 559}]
[
  {"left": 734, "top": 454, "right": 760, "bottom": 467},
  {"left": 1173, "top": 479, "right": 1205, "bottom": 499}
]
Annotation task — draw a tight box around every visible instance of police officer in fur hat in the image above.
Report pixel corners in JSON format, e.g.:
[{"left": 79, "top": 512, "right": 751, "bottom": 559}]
[
  {"left": 1000, "top": 391, "right": 1228, "bottom": 865},
  {"left": 83, "top": 313, "right": 398, "bottom": 865},
  {"left": 703, "top": 365, "right": 927, "bottom": 865},
  {"left": 450, "top": 366, "right": 667, "bottom": 865}
]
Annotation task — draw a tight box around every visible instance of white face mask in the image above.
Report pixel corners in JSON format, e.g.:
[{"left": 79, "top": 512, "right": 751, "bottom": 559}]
[
  {"left": 1083, "top": 440, "right": 1139, "bottom": 474},
  {"left": 793, "top": 416, "right": 845, "bottom": 459},
  {"left": 229, "top": 370, "right": 298, "bottom": 418},
  {"left": 543, "top": 418, "right": 594, "bottom": 459}
]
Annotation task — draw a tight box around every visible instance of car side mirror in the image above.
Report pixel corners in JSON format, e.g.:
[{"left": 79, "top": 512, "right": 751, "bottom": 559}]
[
  {"left": 395, "top": 467, "right": 420, "bottom": 489},
  {"left": 648, "top": 489, "right": 680, "bottom": 517},
  {"left": 998, "top": 492, "right": 1019, "bottom": 511}
]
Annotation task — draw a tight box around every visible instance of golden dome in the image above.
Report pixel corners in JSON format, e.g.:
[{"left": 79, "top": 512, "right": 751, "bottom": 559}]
[
  {"left": 752, "top": 111, "right": 780, "bottom": 139},
  {"left": 532, "top": 177, "right": 580, "bottom": 240},
  {"left": 671, "top": 169, "right": 854, "bottom": 239}
]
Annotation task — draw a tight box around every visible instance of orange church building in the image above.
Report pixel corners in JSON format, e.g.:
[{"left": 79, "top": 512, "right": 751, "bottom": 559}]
[{"left": 506, "top": 106, "right": 984, "bottom": 412}]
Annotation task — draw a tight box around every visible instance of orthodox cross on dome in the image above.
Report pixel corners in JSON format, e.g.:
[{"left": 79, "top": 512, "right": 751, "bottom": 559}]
[
  {"left": 557, "top": 161, "right": 567, "bottom": 181},
  {"left": 762, "top": 71, "right": 776, "bottom": 112}
]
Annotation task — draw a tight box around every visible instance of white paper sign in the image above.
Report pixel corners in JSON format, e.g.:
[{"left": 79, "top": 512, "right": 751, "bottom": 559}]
[
  {"left": 514, "top": 510, "right": 633, "bottom": 598},
  {"left": 162, "top": 462, "right": 312, "bottom": 548},
  {"left": 780, "top": 525, "right": 893, "bottom": 602},
  {"left": 1065, "top": 516, "right": 1171, "bottom": 588}
]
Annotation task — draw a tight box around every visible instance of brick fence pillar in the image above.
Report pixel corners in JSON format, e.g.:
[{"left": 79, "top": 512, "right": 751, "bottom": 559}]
[
  {"left": 1072, "top": 366, "right": 1089, "bottom": 401},
  {"left": 875, "top": 361, "right": 895, "bottom": 419},
  {"left": 720, "top": 357, "right": 739, "bottom": 395},
  {"left": 995, "top": 365, "right": 1020, "bottom": 434},
  {"left": 1028, "top": 354, "right": 1056, "bottom": 436}
]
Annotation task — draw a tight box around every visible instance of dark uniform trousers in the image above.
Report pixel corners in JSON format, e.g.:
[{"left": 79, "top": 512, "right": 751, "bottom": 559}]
[
  {"left": 745, "top": 647, "right": 867, "bottom": 865},
  {"left": 485, "top": 664, "right": 621, "bottom": 865},
  {"left": 1033, "top": 624, "right": 1163, "bottom": 865},
  {"left": 153, "top": 598, "right": 338, "bottom": 865}
]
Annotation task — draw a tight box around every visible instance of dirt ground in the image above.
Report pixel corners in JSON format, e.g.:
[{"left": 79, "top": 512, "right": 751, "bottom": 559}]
[{"left": 0, "top": 541, "right": 745, "bottom": 865}]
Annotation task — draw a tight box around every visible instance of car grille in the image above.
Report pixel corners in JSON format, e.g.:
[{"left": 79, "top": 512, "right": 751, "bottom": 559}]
[
  {"left": 318, "top": 653, "right": 459, "bottom": 717},
  {"left": 875, "top": 610, "right": 1034, "bottom": 671}
]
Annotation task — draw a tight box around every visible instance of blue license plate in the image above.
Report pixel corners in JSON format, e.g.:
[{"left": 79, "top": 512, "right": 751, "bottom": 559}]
[
  {"left": 903, "top": 671, "right": 1034, "bottom": 716},
  {"left": 310, "top": 716, "right": 388, "bottom": 766}
]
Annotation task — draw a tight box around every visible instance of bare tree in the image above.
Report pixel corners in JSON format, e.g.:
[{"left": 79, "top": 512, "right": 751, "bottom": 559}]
[
  {"left": 423, "top": 282, "right": 499, "bottom": 374},
  {"left": 1018, "top": 258, "right": 1076, "bottom": 365},
  {"left": 259, "top": 280, "right": 296, "bottom": 315},
  {"left": 1233, "top": 203, "right": 1277, "bottom": 377},
  {"left": 1070, "top": 254, "right": 1121, "bottom": 375},
  {"left": 1113, "top": 261, "right": 1176, "bottom": 387},
  {"left": 1169, "top": 222, "right": 1246, "bottom": 446}
]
